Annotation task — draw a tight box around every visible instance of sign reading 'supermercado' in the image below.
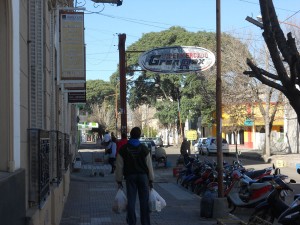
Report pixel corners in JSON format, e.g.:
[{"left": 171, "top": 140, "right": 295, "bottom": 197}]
[{"left": 138, "top": 46, "right": 215, "bottom": 73}]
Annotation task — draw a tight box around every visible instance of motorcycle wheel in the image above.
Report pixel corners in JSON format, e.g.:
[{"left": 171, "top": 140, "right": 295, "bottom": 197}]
[
  {"left": 248, "top": 208, "right": 274, "bottom": 225},
  {"left": 177, "top": 174, "right": 184, "bottom": 185},
  {"left": 194, "top": 184, "right": 206, "bottom": 196}
]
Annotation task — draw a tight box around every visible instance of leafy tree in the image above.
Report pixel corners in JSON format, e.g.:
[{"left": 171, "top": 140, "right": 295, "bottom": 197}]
[
  {"left": 85, "top": 80, "right": 115, "bottom": 112},
  {"left": 125, "top": 26, "right": 251, "bottom": 138}
]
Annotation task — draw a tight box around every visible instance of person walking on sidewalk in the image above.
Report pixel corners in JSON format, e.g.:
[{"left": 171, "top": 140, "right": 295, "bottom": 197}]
[
  {"left": 115, "top": 127, "right": 154, "bottom": 225},
  {"left": 180, "top": 137, "right": 191, "bottom": 156},
  {"left": 103, "top": 133, "right": 117, "bottom": 173},
  {"left": 116, "top": 132, "right": 128, "bottom": 155}
]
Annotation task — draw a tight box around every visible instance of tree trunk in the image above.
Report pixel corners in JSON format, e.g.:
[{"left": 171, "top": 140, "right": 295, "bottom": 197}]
[
  {"left": 235, "top": 131, "right": 239, "bottom": 161},
  {"left": 289, "top": 97, "right": 300, "bottom": 128}
]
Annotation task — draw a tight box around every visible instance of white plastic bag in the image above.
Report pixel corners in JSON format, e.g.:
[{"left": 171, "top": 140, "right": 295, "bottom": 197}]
[
  {"left": 112, "top": 189, "right": 127, "bottom": 214},
  {"left": 148, "top": 189, "right": 166, "bottom": 212},
  {"left": 153, "top": 189, "right": 166, "bottom": 209}
]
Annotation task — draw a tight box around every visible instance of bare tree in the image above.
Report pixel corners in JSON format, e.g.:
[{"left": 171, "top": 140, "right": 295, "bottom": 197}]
[
  {"left": 248, "top": 44, "right": 284, "bottom": 160},
  {"left": 244, "top": 0, "right": 300, "bottom": 127},
  {"left": 88, "top": 102, "right": 115, "bottom": 132},
  {"left": 222, "top": 26, "right": 285, "bottom": 161}
]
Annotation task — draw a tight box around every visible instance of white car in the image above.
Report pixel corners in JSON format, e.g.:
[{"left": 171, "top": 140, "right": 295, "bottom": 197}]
[
  {"left": 202, "top": 137, "right": 229, "bottom": 156},
  {"left": 73, "top": 157, "right": 82, "bottom": 170},
  {"left": 193, "top": 137, "right": 207, "bottom": 155},
  {"left": 140, "top": 139, "right": 156, "bottom": 159},
  {"left": 153, "top": 137, "right": 163, "bottom": 147}
]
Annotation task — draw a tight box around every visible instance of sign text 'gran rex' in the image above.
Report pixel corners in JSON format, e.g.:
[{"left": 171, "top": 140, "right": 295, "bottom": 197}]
[{"left": 138, "top": 46, "right": 215, "bottom": 74}]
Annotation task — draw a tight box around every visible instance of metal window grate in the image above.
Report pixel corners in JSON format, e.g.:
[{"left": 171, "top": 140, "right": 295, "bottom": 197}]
[
  {"left": 28, "top": 129, "right": 50, "bottom": 209},
  {"left": 57, "top": 131, "right": 63, "bottom": 181},
  {"left": 64, "top": 134, "right": 71, "bottom": 170}
]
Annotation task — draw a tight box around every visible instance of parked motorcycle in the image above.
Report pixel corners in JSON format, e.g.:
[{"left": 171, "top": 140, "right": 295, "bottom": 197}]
[
  {"left": 248, "top": 177, "right": 298, "bottom": 225},
  {"left": 225, "top": 169, "right": 275, "bottom": 213}
]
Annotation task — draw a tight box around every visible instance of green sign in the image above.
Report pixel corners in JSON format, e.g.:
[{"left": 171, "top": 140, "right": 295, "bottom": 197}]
[{"left": 244, "top": 119, "right": 254, "bottom": 126}]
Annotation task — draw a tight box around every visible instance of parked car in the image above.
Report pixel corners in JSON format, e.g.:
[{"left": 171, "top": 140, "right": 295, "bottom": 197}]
[
  {"left": 193, "top": 137, "right": 207, "bottom": 155},
  {"left": 140, "top": 138, "right": 156, "bottom": 159},
  {"left": 153, "top": 137, "right": 163, "bottom": 147},
  {"left": 202, "top": 137, "right": 229, "bottom": 156},
  {"left": 72, "top": 157, "right": 82, "bottom": 171}
]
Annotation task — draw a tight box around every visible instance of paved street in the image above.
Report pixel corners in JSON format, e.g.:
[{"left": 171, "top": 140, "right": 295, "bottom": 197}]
[{"left": 60, "top": 142, "right": 300, "bottom": 225}]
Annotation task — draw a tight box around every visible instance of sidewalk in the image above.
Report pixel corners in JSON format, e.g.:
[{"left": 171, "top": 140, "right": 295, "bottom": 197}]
[
  {"left": 60, "top": 144, "right": 218, "bottom": 225},
  {"left": 60, "top": 143, "right": 300, "bottom": 225}
]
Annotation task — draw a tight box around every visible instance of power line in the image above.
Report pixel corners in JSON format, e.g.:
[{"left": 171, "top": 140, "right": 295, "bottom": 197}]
[
  {"left": 239, "top": 0, "right": 297, "bottom": 13},
  {"left": 282, "top": 9, "right": 300, "bottom": 22}
]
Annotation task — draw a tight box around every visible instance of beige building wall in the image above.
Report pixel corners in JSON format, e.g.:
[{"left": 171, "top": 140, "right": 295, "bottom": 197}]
[{"left": 0, "top": 1, "right": 77, "bottom": 225}]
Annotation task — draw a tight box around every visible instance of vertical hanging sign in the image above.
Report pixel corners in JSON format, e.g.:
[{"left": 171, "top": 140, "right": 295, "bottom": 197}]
[{"left": 60, "top": 12, "right": 85, "bottom": 81}]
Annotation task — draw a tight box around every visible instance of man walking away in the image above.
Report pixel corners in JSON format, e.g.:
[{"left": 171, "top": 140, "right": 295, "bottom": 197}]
[{"left": 115, "top": 127, "right": 154, "bottom": 225}]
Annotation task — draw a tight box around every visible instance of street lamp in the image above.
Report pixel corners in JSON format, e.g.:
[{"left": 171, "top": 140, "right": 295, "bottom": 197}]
[
  {"left": 90, "top": 0, "right": 123, "bottom": 6},
  {"left": 257, "top": 15, "right": 300, "bottom": 29},
  {"left": 246, "top": 15, "right": 300, "bottom": 30}
]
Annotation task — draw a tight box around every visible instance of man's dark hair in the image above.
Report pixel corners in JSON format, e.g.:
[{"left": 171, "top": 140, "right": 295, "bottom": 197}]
[{"left": 130, "top": 127, "right": 141, "bottom": 139}]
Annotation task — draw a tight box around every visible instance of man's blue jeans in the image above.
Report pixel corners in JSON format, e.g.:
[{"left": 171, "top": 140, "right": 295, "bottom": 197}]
[{"left": 125, "top": 174, "right": 150, "bottom": 225}]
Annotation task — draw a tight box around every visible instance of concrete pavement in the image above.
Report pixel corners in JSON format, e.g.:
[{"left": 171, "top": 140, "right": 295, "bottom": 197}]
[
  {"left": 60, "top": 143, "right": 217, "bottom": 225},
  {"left": 60, "top": 142, "right": 300, "bottom": 225}
]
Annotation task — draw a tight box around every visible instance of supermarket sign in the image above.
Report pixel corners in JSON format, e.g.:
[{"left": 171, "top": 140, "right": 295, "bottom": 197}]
[{"left": 138, "top": 46, "right": 215, "bottom": 74}]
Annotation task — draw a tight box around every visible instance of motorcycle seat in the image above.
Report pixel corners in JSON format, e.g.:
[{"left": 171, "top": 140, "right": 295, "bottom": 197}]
[
  {"left": 247, "top": 178, "right": 272, "bottom": 186},
  {"left": 258, "top": 175, "right": 274, "bottom": 182},
  {"left": 248, "top": 182, "right": 271, "bottom": 191},
  {"left": 244, "top": 169, "right": 267, "bottom": 179}
]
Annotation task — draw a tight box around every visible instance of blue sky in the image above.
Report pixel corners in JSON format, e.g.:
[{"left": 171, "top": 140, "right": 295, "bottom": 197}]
[{"left": 77, "top": 0, "right": 300, "bottom": 81}]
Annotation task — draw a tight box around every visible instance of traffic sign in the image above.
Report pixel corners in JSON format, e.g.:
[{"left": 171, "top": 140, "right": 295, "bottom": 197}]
[{"left": 186, "top": 130, "right": 197, "bottom": 141}]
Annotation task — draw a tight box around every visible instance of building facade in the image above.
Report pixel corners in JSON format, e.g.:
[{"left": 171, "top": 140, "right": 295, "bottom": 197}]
[{"left": 0, "top": 1, "right": 78, "bottom": 225}]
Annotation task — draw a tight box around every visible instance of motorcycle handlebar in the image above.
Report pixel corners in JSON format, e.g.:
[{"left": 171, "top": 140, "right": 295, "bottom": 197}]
[{"left": 274, "top": 177, "right": 293, "bottom": 192}]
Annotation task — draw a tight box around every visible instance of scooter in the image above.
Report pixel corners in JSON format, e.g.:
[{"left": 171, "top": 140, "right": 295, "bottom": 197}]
[
  {"left": 154, "top": 146, "right": 167, "bottom": 168},
  {"left": 248, "top": 177, "right": 298, "bottom": 225},
  {"left": 225, "top": 169, "right": 275, "bottom": 213}
]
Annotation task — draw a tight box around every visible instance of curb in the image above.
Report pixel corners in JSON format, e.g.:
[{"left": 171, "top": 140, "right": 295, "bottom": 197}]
[{"left": 217, "top": 214, "right": 247, "bottom": 225}]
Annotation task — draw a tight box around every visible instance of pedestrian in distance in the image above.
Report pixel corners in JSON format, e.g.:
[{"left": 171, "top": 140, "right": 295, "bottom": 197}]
[
  {"left": 116, "top": 132, "right": 128, "bottom": 155},
  {"left": 115, "top": 127, "right": 154, "bottom": 225},
  {"left": 103, "top": 133, "right": 117, "bottom": 173},
  {"left": 180, "top": 137, "right": 191, "bottom": 156},
  {"left": 111, "top": 131, "right": 117, "bottom": 142}
]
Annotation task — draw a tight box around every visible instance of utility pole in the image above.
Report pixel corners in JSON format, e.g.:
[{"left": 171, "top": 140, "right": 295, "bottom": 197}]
[
  {"left": 118, "top": 33, "right": 127, "bottom": 135},
  {"left": 216, "top": 0, "right": 224, "bottom": 198},
  {"left": 115, "top": 83, "right": 118, "bottom": 137}
]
